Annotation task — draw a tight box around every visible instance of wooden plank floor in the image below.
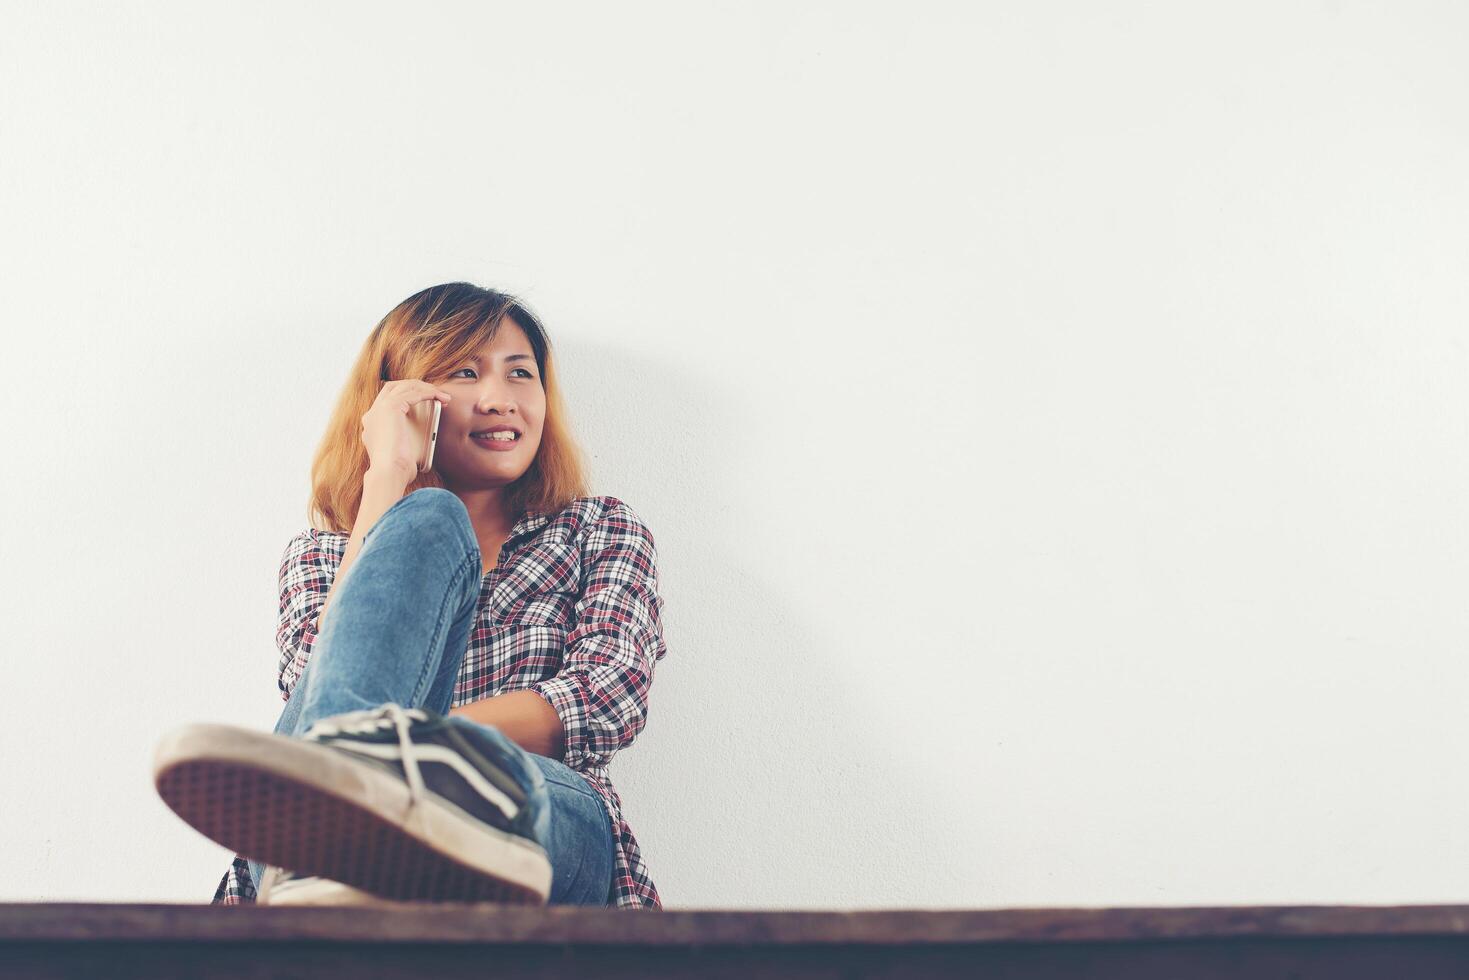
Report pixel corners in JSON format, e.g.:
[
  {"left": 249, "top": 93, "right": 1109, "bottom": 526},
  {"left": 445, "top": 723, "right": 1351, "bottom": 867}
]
[{"left": 3, "top": 903, "right": 1469, "bottom": 978}]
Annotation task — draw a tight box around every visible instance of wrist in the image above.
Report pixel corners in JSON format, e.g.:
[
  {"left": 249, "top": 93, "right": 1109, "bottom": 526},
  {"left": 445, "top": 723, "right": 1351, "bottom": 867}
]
[{"left": 365, "top": 464, "right": 415, "bottom": 489}]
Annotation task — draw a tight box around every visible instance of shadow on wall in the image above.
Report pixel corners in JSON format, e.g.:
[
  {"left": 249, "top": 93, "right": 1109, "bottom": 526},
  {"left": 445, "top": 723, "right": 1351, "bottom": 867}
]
[{"left": 556, "top": 338, "right": 973, "bottom": 908}]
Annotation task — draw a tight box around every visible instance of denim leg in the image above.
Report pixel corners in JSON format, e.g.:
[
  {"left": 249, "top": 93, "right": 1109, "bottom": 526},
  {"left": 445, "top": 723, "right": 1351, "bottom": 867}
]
[
  {"left": 296, "top": 487, "right": 482, "bottom": 726},
  {"left": 532, "top": 753, "right": 616, "bottom": 907}
]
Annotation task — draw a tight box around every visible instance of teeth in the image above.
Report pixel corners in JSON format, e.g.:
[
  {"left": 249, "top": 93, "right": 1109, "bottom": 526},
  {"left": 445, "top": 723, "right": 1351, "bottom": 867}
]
[{"left": 475, "top": 431, "right": 517, "bottom": 442}]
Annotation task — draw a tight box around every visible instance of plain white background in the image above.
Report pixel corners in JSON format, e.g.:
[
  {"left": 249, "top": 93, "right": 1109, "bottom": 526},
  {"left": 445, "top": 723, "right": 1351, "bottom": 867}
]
[{"left": 1, "top": 1, "right": 1465, "bottom": 909}]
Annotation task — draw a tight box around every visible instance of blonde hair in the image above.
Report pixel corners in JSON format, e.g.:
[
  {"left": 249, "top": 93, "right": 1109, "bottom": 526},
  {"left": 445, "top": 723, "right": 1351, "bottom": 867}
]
[{"left": 307, "top": 282, "right": 590, "bottom": 532}]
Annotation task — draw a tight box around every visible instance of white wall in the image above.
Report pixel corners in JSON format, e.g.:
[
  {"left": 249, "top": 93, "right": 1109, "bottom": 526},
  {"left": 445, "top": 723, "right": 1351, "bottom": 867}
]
[{"left": 2, "top": 0, "right": 1465, "bottom": 909}]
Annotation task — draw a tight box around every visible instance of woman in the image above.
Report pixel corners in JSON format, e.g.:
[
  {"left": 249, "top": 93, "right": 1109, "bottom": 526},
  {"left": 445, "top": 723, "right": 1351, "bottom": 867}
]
[{"left": 152, "top": 283, "right": 668, "bottom": 909}]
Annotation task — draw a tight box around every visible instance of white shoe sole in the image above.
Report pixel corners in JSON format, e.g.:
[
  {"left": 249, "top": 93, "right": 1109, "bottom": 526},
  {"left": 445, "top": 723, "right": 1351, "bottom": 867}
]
[
  {"left": 154, "top": 723, "right": 551, "bottom": 905},
  {"left": 264, "top": 872, "right": 424, "bottom": 908}
]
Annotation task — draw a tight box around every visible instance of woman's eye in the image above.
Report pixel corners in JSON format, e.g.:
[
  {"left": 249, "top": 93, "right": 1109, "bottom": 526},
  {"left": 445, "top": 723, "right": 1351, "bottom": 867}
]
[{"left": 450, "top": 367, "right": 535, "bottom": 379}]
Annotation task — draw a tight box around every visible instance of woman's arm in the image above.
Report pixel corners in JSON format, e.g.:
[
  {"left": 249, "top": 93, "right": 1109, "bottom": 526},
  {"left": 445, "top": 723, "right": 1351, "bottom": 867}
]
[
  {"left": 528, "top": 499, "right": 668, "bottom": 771},
  {"left": 449, "top": 690, "right": 566, "bottom": 759},
  {"left": 313, "top": 465, "right": 413, "bottom": 632},
  {"left": 276, "top": 466, "right": 413, "bottom": 699},
  {"left": 275, "top": 532, "right": 336, "bottom": 700}
]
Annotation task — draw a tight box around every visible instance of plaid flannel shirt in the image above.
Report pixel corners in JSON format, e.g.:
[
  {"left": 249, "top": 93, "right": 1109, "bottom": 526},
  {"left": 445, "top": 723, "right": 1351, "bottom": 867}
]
[{"left": 211, "top": 494, "right": 668, "bottom": 909}]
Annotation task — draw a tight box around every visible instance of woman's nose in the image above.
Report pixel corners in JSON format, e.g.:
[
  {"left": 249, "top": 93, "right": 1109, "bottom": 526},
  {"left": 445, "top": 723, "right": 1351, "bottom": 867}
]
[{"left": 476, "top": 386, "right": 516, "bottom": 413}]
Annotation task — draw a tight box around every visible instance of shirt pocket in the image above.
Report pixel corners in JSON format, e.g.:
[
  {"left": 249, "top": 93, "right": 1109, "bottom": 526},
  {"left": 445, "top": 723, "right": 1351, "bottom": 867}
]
[{"left": 491, "top": 539, "right": 581, "bottom": 624}]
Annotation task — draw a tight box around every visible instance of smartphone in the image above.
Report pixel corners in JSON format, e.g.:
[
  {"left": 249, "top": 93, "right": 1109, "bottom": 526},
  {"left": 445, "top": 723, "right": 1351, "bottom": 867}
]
[{"left": 408, "top": 399, "right": 443, "bottom": 473}]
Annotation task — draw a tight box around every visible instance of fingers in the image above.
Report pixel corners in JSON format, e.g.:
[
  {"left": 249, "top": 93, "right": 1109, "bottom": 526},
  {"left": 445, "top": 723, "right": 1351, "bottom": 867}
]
[{"left": 382, "top": 378, "right": 452, "bottom": 405}]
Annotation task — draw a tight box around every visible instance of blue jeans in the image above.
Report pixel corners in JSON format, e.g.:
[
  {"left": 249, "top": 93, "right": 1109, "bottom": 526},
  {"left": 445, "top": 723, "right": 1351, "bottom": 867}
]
[{"left": 244, "top": 487, "right": 614, "bottom": 906}]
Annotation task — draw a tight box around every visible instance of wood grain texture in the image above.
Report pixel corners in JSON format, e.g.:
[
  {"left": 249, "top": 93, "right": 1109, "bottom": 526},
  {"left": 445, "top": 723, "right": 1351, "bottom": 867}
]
[{"left": 4, "top": 903, "right": 1469, "bottom": 944}]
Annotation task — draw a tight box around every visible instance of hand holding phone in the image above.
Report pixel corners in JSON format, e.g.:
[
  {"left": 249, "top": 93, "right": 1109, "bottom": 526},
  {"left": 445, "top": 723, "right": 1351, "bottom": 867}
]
[
  {"left": 409, "top": 398, "right": 443, "bottom": 473},
  {"left": 359, "top": 380, "right": 450, "bottom": 480}
]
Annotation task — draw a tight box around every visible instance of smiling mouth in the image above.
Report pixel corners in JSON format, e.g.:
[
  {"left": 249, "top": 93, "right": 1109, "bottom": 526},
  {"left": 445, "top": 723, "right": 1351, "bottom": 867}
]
[{"left": 471, "top": 432, "right": 521, "bottom": 452}]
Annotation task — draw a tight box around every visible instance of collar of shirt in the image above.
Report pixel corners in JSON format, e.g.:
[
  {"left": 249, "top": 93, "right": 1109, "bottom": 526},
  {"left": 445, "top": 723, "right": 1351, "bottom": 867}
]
[{"left": 506, "top": 508, "right": 551, "bottom": 548}]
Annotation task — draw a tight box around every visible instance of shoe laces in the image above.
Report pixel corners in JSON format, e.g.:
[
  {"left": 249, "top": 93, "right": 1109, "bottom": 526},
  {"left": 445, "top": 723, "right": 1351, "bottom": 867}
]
[{"left": 303, "top": 703, "right": 431, "bottom": 808}]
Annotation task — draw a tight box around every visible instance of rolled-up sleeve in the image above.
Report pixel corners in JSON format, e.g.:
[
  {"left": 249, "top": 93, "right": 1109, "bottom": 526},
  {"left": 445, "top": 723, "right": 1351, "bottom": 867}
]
[
  {"left": 275, "top": 529, "right": 342, "bottom": 701},
  {"left": 532, "top": 500, "right": 668, "bottom": 771}
]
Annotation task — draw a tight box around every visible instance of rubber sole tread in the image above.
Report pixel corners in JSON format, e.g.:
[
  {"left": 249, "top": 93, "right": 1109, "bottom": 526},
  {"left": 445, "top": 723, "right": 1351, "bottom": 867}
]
[{"left": 156, "top": 758, "right": 546, "bottom": 905}]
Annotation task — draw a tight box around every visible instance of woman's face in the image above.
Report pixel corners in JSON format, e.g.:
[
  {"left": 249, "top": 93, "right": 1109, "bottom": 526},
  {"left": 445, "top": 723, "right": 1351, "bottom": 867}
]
[{"left": 430, "top": 319, "right": 546, "bottom": 488}]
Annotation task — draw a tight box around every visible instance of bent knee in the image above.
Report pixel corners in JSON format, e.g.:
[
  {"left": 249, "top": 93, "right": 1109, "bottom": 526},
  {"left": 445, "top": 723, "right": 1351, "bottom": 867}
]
[{"left": 372, "top": 487, "right": 476, "bottom": 555}]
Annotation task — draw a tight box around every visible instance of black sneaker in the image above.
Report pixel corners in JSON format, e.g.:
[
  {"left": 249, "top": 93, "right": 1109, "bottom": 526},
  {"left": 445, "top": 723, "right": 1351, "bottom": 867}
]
[{"left": 154, "top": 703, "right": 552, "bottom": 904}]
